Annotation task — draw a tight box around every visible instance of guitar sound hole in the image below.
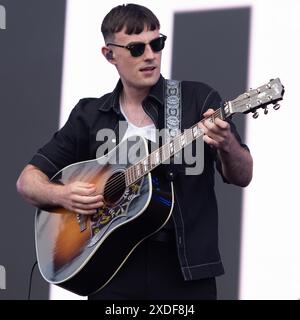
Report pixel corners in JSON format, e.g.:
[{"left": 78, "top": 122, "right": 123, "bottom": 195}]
[{"left": 103, "top": 171, "right": 126, "bottom": 206}]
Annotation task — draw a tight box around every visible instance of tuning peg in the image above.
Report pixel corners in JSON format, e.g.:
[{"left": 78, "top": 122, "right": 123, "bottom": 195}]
[
  {"left": 252, "top": 111, "right": 259, "bottom": 119},
  {"left": 273, "top": 103, "right": 280, "bottom": 110},
  {"left": 263, "top": 107, "right": 268, "bottom": 115}
]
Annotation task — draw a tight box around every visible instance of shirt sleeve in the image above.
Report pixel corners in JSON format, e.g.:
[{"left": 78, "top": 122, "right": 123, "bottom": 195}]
[
  {"left": 29, "top": 100, "right": 86, "bottom": 179},
  {"left": 202, "top": 89, "right": 250, "bottom": 183}
]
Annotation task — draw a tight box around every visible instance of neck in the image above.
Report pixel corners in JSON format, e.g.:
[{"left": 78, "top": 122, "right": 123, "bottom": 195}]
[{"left": 121, "top": 84, "right": 150, "bottom": 108}]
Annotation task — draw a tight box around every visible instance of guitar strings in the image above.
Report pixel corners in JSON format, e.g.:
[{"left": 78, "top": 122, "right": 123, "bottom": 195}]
[
  {"left": 102, "top": 137, "right": 182, "bottom": 197},
  {"left": 92, "top": 83, "right": 284, "bottom": 198},
  {"left": 103, "top": 137, "right": 204, "bottom": 199},
  {"left": 102, "top": 108, "right": 222, "bottom": 199},
  {"left": 102, "top": 109, "right": 222, "bottom": 198},
  {"left": 102, "top": 109, "right": 222, "bottom": 199},
  {"left": 102, "top": 139, "right": 178, "bottom": 196}
]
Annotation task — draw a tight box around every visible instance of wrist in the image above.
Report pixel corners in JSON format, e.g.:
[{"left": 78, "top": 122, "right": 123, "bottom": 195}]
[
  {"left": 48, "top": 183, "right": 65, "bottom": 207},
  {"left": 219, "top": 132, "right": 238, "bottom": 154}
]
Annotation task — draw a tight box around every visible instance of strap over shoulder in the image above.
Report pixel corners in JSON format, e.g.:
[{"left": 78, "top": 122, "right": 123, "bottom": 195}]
[{"left": 165, "top": 79, "right": 182, "bottom": 140}]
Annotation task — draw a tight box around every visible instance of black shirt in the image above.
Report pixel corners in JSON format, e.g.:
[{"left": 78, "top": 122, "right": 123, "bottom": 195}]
[{"left": 29, "top": 75, "right": 248, "bottom": 280}]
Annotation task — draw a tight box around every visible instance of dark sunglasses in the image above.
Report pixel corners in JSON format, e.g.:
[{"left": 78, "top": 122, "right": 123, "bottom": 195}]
[{"left": 106, "top": 34, "right": 167, "bottom": 58}]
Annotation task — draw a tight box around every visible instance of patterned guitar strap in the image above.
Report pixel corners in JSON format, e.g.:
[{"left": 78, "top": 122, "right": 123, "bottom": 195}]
[
  {"left": 165, "top": 79, "right": 182, "bottom": 163},
  {"left": 165, "top": 79, "right": 182, "bottom": 138}
]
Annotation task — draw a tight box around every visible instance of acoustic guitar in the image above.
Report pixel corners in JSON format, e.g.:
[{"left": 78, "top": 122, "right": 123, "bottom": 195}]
[{"left": 35, "top": 78, "right": 284, "bottom": 295}]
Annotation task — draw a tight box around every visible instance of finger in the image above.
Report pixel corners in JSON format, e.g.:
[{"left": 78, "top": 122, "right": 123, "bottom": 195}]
[
  {"left": 74, "top": 181, "right": 95, "bottom": 188},
  {"left": 73, "top": 208, "right": 98, "bottom": 215},
  {"left": 75, "top": 181, "right": 96, "bottom": 189},
  {"left": 202, "top": 108, "right": 215, "bottom": 117},
  {"left": 204, "top": 130, "right": 225, "bottom": 143},
  {"left": 198, "top": 122, "right": 207, "bottom": 134},
  {"left": 214, "top": 118, "right": 230, "bottom": 130},
  {"left": 203, "top": 118, "right": 228, "bottom": 136},
  {"left": 203, "top": 119, "right": 224, "bottom": 137},
  {"left": 72, "top": 194, "right": 103, "bottom": 204},
  {"left": 74, "top": 186, "right": 97, "bottom": 196},
  {"left": 73, "top": 201, "right": 104, "bottom": 210},
  {"left": 203, "top": 134, "right": 218, "bottom": 148},
  {"left": 203, "top": 118, "right": 215, "bottom": 130},
  {"left": 200, "top": 120, "right": 223, "bottom": 142},
  {"left": 73, "top": 194, "right": 103, "bottom": 204}
]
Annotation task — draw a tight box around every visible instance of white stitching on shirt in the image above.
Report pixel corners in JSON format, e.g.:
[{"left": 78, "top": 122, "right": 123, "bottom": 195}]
[
  {"left": 182, "top": 260, "right": 222, "bottom": 269},
  {"left": 174, "top": 187, "right": 192, "bottom": 279},
  {"left": 36, "top": 153, "right": 59, "bottom": 171},
  {"left": 172, "top": 212, "right": 189, "bottom": 279}
]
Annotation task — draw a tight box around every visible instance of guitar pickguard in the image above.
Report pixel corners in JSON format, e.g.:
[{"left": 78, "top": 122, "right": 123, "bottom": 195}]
[{"left": 88, "top": 177, "right": 144, "bottom": 247}]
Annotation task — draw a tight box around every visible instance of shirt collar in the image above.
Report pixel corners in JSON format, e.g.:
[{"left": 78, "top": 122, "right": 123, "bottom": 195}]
[
  {"left": 98, "top": 75, "right": 165, "bottom": 112},
  {"left": 97, "top": 79, "right": 123, "bottom": 113},
  {"left": 147, "top": 74, "right": 164, "bottom": 106}
]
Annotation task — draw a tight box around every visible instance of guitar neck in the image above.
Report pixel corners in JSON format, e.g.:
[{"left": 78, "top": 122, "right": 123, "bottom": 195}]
[
  {"left": 125, "top": 107, "right": 225, "bottom": 186},
  {"left": 124, "top": 77, "right": 285, "bottom": 186}
]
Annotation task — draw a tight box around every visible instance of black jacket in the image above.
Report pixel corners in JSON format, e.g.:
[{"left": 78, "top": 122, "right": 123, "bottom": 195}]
[{"left": 30, "top": 75, "right": 248, "bottom": 280}]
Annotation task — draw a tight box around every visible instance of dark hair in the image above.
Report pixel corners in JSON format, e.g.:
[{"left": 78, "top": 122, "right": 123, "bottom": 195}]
[{"left": 101, "top": 4, "right": 160, "bottom": 42}]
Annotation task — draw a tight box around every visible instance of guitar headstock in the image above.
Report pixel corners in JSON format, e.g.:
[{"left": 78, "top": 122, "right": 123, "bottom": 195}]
[{"left": 223, "top": 78, "right": 285, "bottom": 119}]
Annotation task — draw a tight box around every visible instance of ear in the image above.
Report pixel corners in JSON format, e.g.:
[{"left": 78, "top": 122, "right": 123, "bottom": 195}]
[{"left": 102, "top": 46, "right": 115, "bottom": 63}]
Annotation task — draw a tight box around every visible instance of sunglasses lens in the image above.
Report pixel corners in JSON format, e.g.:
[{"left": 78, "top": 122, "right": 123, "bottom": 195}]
[
  {"left": 150, "top": 37, "right": 166, "bottom": 52},
  {"left": 128, "top": 36, "right": 166, "bottom": 57},
  {"left": 130, "top": 43, "right": 146, "bottom": 57}
]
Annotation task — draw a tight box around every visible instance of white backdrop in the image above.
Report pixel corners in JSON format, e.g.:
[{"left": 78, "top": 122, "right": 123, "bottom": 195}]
[{"left": 53, "top": 0, "right": 300, "bottom": 300}]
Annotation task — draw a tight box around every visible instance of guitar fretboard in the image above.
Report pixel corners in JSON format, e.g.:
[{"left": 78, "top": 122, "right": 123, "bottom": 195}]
[{"left": 125, "top": 107, "right": 224, "bottom": 186}]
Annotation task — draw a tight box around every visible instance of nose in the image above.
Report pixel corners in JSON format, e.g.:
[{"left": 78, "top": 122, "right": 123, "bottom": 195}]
[{"left": 143, "top": 43, "right": 155, "bottom": 60}]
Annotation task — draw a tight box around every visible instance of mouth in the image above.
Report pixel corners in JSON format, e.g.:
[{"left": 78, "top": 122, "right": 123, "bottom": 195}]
[{"left": 139, "top": 66, "right": 156, "bottom": 72}]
